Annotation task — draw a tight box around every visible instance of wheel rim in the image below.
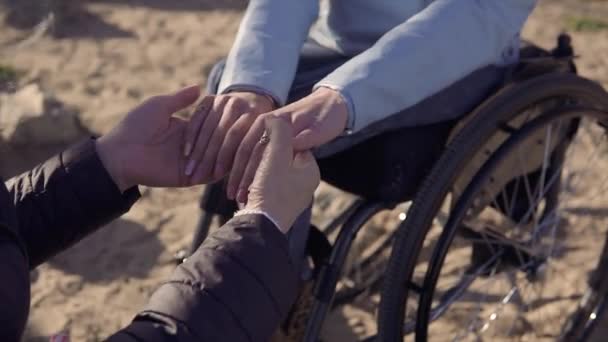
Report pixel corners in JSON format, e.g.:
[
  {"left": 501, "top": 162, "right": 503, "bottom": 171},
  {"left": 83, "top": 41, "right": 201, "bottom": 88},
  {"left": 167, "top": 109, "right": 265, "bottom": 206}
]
[
  {"left": 414, "top": 109, "right": 608, "bottom": 341},
  {"left": 310, "top": 188, "right": 411, "bottom": 340}
]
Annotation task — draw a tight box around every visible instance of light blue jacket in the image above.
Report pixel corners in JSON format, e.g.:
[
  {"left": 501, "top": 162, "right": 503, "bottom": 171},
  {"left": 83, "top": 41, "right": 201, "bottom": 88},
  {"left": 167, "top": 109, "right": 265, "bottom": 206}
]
[{"left": 218, "top": 0, "right": 537, "bottom": 132}]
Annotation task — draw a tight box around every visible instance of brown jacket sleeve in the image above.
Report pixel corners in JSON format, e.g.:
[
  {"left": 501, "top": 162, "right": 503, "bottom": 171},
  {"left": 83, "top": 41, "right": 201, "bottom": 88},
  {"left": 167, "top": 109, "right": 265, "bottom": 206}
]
[
  {"left": 108, "top": 214, "right": 299, "bottom": 342},
  {"left": 5, "top": 138, "right": 140, "bottom": 268}
]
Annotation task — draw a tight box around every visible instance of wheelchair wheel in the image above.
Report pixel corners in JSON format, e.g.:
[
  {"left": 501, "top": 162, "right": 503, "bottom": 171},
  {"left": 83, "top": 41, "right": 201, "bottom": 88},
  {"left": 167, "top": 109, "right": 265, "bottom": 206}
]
[
  {"left": 378, "top": 73, "right": 608, "bottom": 341},
  {"left": 283, "top": 197, "right": 406, "bottom": 341},
  {"left": 327, "top": 200, "right": 405, "bottom": 309}
]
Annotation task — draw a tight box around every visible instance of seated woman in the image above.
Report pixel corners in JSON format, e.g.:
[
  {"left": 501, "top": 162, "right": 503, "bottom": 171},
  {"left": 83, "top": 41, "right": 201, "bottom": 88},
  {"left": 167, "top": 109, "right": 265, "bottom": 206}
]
[
  {"left": 184, "top": 0, "right": 537, "bottom": 270},
  {"left": 0, "top": 86, "right": 319, "bottom": 341}
]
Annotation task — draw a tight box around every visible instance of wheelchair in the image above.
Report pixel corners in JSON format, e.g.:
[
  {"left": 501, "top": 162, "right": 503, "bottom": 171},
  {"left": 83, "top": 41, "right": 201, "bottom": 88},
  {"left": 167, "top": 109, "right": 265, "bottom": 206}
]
[{"left": 186, "top": 35, "right": 608, "bottom": 341}]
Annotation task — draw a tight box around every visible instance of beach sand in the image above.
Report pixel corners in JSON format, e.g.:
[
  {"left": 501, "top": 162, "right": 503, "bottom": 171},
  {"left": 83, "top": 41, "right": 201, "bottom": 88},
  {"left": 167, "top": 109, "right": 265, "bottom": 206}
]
[{"left": 1, "top": 0, "right": 607, "bottom": 340}]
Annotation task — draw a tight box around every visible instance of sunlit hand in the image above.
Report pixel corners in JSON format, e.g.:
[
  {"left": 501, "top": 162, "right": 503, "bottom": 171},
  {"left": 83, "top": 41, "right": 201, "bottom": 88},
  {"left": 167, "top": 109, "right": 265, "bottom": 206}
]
[
  {"left": 182, "top": 91, "right": 275, "bottom": 184},
  {"left": 96, "top": 85, "right": 201, "bottom": 191},
  {"left": 228, "top": 87, "right": 348, "bottom": 202},
  {"left": 245, "top": 116, "right": 320, "bottom": 233}
]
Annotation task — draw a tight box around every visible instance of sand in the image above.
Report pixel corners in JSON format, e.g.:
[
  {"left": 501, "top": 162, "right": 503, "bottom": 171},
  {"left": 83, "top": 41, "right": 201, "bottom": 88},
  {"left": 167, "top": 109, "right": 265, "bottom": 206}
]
[{"left": 1, "top": 0, "right": 608, "bottom": 341}]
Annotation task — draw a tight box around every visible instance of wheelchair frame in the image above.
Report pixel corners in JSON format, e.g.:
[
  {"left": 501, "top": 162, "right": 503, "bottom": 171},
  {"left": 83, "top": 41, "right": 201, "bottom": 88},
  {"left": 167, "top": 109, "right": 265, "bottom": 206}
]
[{"left": 303, "top": 76, "right": 608, "bottom": 342}]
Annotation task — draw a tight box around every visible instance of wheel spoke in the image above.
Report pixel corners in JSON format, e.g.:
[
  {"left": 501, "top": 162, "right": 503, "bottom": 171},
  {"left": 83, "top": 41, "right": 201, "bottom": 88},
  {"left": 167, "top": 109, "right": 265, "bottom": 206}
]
[{"left": 419, "top": 115, "right": 608, "bottom": 341}]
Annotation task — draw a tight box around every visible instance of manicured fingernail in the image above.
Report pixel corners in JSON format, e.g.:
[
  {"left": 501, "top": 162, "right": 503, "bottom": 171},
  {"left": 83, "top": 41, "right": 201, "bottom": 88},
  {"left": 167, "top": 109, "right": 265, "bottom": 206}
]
[
  {"left": 185, "top": 159, "right": 196, "bottom": 176},
  {"left": 183, "top": 142, "right": 192, "bottom": 157},
  {"left": 237, "top": 188, "right": 247, "bottom": 203}
]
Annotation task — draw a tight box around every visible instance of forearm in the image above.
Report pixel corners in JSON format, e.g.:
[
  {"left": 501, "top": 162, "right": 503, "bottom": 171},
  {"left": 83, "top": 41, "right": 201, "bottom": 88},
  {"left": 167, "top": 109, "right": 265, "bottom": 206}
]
[
  {"left": 219, "top": 0, "right": 319, "bottom": 105},
  {"left": 316, "top": 0, "right": 536, "bottom": 132},
  {"left": 5, "top": 139, "right": 140, "bottom": 268},
  {"left": 109, "top": 214, "right": 298, "bottom": 342}
]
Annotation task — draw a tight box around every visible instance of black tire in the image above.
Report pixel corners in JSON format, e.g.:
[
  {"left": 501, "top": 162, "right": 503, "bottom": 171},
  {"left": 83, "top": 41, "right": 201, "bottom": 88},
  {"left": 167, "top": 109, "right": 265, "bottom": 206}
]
[
  {"left": 286, "top": 200, "right": 402, "bottom": 342},
  {"left": 378, "top": 73, "right": 608, "bottom": 341}
]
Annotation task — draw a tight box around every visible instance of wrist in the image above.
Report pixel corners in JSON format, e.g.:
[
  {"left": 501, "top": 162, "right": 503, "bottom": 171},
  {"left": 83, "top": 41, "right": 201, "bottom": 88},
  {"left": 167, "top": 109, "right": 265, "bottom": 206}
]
[
  {"left": 314, "top": 86, "right": 352, "bottom": 134},
  {"left": 227, "top": 90, "right": 276, "bottom": 112},
  {"left": 234, "top": 208, "right": 285, "bottom": 234},
  {"left": 314, "top": 87, "right": 348, "bottom": 130},
  {"left": 95, "top": 136, "right": 132, "bottom": 192},
  {"left": 244, "top": 201, "right": 291, "bottom": 234}
]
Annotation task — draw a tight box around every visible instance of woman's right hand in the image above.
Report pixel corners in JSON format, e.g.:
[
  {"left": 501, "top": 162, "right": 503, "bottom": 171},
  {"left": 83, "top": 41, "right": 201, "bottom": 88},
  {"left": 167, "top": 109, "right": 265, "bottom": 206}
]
[
  {"left": 244, "top": 116, "right": 320, "bottom": 233},
  {"left": 182, "top": 91, "right": 275, "bottom": 184}
]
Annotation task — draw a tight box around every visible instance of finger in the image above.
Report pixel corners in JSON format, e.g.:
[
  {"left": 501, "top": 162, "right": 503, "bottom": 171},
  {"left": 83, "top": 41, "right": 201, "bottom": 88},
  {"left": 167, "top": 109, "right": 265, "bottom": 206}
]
[
  {"left": 191, "top": 98, "right": 244, "bottom": 183},
  {"left": 293, "top": 127, "right": 320, "bottom": 151},
  {"left": 262, "top": 116, "right": 294, "bottom": 168},
  {"left": 291, "top": 151, "right": 321, "bottom": 198},
  {"left": 164, "top": 85, "right": 201, "bottom": 114},
  {"left": 236, "top": 141, "right": 265, "bottom": 203},
  {"left": 185, "top": 96, "right": 228, "bottom": 177},
  {"left": 292, "top": 150, "right": 316, "bottom": 169},
  {"left": 213, "top": 112, "right": 256, "bottom": 180},
  {"left": 168, "top": 116, "right": 194, "bottom": 187},
  {"left": 293, "top": 151, "right": 320, "bottom": 185},
  {"left": 226, "top": 116, "right": 266, "bottom": 199},
  {"left": 238, "top": 117, "right": 294, "bottom": 202},
  {"left": 184, "top": 96, "right": 213, "bottom": 157}
]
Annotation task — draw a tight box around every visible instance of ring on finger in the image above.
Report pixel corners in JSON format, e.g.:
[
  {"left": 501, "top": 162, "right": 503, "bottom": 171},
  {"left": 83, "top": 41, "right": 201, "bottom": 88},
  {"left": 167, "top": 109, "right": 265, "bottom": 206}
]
[{"left": 259, "top": 130, "right": 270, "bottom": 145}]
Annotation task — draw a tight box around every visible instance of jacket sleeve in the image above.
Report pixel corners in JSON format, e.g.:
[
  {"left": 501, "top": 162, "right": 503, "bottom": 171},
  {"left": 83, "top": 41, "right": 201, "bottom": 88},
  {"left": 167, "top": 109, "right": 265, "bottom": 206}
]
[
  {"left": 107, "top": 214, "right": 299, "bottom": 342},
  {"left": 0, "top": 234, "right": 30, "bottom": 342},
  {"left": 315, "top": 0, "right": 536, "bottom": 132},
  {"left": 218, "top": 0, "right": 319, "bottom": 105},
  {"left": 4, "top": 138, "right": 140, "bottom": 268}
]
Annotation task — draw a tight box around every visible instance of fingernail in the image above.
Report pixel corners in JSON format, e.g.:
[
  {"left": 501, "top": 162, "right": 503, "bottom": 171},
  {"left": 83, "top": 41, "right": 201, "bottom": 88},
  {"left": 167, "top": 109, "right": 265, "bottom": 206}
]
[
  {"left": 237, "top": 188, "right": 247, "bottom": 203},
  {"left": 183, "top": 142, "right": 192, "bottom": 157},
  {"left": 185, "top": 159, "right": 196, "bottom": 176}
]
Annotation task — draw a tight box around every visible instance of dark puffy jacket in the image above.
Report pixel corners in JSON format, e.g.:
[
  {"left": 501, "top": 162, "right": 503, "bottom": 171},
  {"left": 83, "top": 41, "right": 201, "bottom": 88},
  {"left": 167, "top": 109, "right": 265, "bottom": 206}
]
[{"left": 0, "top": 139, "right": 298, "bottom": 342}]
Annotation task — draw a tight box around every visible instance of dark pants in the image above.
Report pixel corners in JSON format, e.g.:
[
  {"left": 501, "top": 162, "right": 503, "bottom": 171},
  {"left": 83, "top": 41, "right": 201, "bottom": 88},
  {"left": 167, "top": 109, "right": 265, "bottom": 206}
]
[{"left": 202, "top": 42, "right": 506, "bottom": 270}]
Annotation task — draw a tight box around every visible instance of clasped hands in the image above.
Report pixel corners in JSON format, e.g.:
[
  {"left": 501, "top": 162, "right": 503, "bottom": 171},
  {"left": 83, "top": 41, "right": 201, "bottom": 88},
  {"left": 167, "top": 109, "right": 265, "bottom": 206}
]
[{"left": 96, "top": 85, "right": 348, "bottom": 231}]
